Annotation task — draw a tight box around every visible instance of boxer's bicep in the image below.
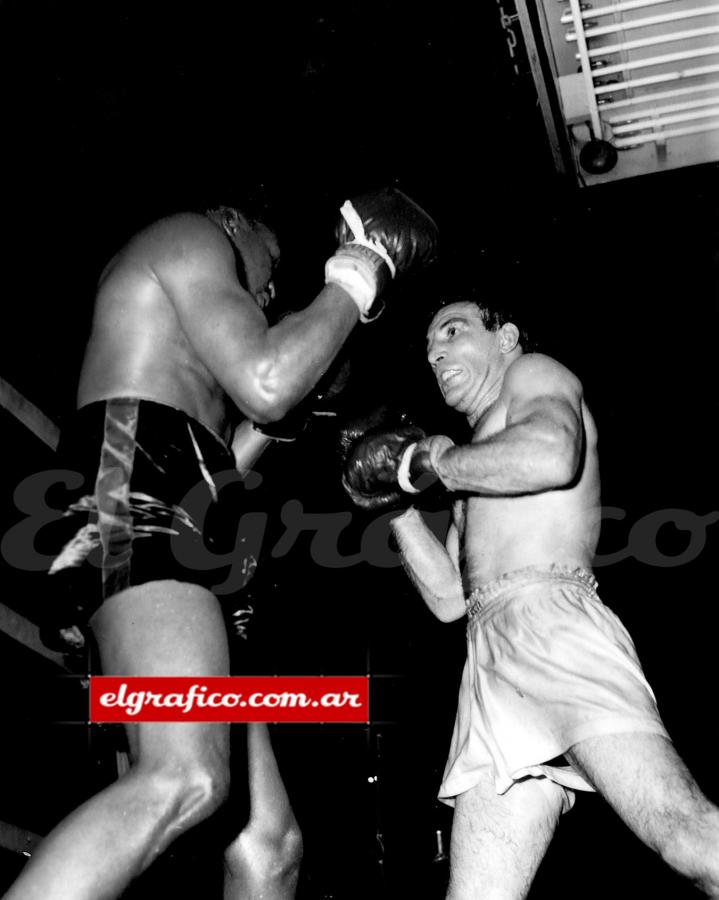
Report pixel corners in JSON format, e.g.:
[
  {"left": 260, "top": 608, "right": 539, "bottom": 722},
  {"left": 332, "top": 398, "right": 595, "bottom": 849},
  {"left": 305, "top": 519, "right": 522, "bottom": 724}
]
[
  {"left": 173, "top": 277, "right": 277, "bottom": 420},
  {"left": 155, "top": 229, "right": 278, "bottom": 421},
  {"left": 504, "top": 355, "right": 584, "bottom": 475},
  {"left": 505, "top": 354, "right": 583, "bottom": 438}
]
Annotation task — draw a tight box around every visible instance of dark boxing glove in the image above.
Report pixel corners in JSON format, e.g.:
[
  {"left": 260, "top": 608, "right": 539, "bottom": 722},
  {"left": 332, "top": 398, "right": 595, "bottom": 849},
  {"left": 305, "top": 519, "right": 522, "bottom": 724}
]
[
  {"left": 342, "top": 422, "right": 440, "bottom": 511},
  {"left": 325, "top": 187, "right": 438, "bottom": 323}
]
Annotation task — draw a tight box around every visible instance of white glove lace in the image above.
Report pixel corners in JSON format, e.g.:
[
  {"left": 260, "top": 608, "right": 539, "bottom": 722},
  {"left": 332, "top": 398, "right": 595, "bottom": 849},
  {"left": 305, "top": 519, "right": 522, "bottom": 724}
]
[{"left": 338, "top": 201, "right": 397, "bottom": 277}]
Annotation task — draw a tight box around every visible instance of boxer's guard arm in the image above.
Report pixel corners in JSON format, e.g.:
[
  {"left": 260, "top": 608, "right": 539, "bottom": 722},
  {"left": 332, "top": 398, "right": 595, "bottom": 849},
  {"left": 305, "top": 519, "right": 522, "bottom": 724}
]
[
  {"left": 420, "top": 355, "right": 585, "bottom": 495},
  {"left": 232, "top": 406, "right": 335, "bottom": 480},
  {"left": 232, "top": 419, "right": 274, "bottom": 479},
  {"left": 154, "top": 215, "right": 358, "bottom": 423},
  {"left": 390, "top": 508, "right": 465, "bottom": 622},
  {"left": 252, "top": 349, "right": 350, "bottom": 443}
]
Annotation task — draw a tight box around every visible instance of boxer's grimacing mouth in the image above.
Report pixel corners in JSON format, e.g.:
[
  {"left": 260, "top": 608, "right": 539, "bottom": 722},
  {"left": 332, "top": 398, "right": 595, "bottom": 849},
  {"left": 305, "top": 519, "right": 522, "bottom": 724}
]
[{"left": 439, "top": 368, "right": 462, "bottom": 386}]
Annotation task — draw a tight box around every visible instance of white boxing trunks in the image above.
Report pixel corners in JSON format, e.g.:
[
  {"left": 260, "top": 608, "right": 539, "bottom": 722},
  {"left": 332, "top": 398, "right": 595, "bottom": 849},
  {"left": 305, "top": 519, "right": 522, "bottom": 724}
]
[{"left": 438, "top": 565, "right": 668, "bottom": 810}]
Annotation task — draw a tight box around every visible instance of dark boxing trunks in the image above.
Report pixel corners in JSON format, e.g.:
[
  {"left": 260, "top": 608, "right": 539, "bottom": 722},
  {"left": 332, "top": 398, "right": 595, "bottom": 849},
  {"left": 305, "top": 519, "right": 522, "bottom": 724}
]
[{"left": 42, "top": 399, "right": 257, "bottom": 649}]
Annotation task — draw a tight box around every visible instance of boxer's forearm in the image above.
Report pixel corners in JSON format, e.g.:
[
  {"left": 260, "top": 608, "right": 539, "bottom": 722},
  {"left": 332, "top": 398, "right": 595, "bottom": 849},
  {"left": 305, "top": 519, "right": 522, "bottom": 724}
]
[
  {"left": 430, "top": 418, "right": 578, "bottom": 495},
  {"left": 231, "top": 419, "right": 274, "bottom": 478},
  {"left": 254, "top": 286, "right": 358, "bottom": 421},
  {"left": 390, "top": 508, "right": 465, "bottom": 622}
]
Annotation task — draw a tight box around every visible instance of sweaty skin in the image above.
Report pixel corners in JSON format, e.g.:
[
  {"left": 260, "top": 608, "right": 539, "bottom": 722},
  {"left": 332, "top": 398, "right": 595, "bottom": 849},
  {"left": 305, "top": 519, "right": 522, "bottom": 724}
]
[
  {"left": 3, "top": 210, "right": 359, "bottom": 900},
  {"left": 78, "top": 211, "right": 357, "bottom": 442},
  {"left": 10, "top": 194, "right": 447, "bottom": 900}
]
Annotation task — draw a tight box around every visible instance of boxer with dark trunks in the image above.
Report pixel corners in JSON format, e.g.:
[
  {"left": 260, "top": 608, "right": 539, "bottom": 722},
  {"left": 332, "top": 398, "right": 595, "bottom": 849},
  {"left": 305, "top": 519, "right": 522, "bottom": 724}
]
[
  {"left": 45, "top": 398, "right": 253, "bottom": 640},
  {"left": 342, "top": 292, "right": 719, "bottom": 898},
  {"left": 5, "top": 191, "right": 438, "bottom": 900}
]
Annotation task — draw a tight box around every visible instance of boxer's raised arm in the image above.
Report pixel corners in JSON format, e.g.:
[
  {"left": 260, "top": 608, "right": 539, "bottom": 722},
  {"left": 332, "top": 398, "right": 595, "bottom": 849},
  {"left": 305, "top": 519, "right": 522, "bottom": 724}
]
[
  {"left": 157, "top": 187, "right": 438, "bottom": 425},
  {"left": 154, "top": 215, "right": 357, "bottom": 423}
]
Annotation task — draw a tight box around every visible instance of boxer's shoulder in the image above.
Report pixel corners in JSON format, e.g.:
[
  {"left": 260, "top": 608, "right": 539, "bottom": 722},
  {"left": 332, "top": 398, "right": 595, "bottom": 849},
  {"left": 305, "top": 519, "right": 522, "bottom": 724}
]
[
  {"left": 97, "top": 213, "right": 227, "bottom": 286},
  {"left": 503, "top": 353, "right": 582, "bottom": 398},
  {"left": 126, "top": 212, "right": 231, "bottom": 270}
]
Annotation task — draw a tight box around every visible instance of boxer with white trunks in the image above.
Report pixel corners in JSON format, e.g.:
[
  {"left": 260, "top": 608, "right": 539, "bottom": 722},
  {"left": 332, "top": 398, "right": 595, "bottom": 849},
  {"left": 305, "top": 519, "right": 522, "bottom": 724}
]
[{"left": 342, "top": 291, "right": 719, "bottom": 898}]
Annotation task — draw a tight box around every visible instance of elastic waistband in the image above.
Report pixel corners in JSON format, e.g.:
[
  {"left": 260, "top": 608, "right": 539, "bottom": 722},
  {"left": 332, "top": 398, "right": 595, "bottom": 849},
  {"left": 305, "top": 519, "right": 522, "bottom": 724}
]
[{"left": 465, "top": 565, "right": 598, "bottom": 621}]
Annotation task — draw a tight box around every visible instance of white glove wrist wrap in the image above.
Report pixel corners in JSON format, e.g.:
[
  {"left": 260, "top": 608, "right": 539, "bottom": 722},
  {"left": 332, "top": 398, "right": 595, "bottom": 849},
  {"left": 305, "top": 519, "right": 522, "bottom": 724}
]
[
  {"left": 397, "top": 443, "right": 421, "bottom": 494},
  {"left": 325, "top": 199, "right": 397, "bottom": 324},
  {"left": 325, "top": 252, "right": 377, "bottom": 321}
]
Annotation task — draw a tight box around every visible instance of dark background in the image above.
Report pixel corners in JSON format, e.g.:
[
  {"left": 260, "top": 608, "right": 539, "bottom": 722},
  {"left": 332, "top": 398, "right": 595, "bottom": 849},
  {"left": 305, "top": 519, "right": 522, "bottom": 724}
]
[{"left": 0, "top": 1, "right": 718, "bottom": 897}]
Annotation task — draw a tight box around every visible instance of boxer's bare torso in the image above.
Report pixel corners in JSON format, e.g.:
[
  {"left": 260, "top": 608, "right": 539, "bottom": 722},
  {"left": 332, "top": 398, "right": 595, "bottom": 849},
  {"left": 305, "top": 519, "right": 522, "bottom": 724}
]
[
  {"left": 394, "top": 301, "right": 603, "bottom": 621},
  {"left": 390, "top": 301, "right": 719, "bottom": 900},
  {"left": 452, "top": 389, "right": 600, "bottom": 592},
  {"left": 77, "top": 212, "right": 277, "bottom": 443}
]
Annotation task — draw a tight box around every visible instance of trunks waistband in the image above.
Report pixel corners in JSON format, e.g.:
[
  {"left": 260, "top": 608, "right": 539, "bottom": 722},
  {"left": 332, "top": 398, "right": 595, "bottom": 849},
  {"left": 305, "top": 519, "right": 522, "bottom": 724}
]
[
  {"left": 465, "top": 565, "right": 598, "bottom": 621},
  {"left": 76, "top": 398, "right": 230, "bottom": 452}
]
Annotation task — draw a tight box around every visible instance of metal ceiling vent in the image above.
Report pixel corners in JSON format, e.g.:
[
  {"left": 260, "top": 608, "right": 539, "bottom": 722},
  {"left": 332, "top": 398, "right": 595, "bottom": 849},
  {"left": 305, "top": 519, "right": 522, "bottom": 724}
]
[{"left": 517, "top": 0, "right": 719, "bottom": 183}]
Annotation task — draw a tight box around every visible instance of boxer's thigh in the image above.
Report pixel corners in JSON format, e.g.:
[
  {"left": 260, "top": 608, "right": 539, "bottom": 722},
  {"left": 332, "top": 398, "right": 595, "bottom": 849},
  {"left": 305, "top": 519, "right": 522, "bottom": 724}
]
[
  {"left": 448, "top": 769, "right": 565, "bottom": 900},
  {"left": 90, "top": 579, "right": 230, "bottom": 769}
]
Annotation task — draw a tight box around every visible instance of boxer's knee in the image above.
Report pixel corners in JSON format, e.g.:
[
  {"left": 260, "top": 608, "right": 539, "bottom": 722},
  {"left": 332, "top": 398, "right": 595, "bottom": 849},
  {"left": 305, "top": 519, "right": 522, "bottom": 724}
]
[
  {"left": 170, "top": 757, "right": 231, "bottom": 827},
  {"left": 224, "top": 816, "right": 303, "bottom": 888},
  {"left": 134, "top": 754, "right": 231, "bottom": 862}
]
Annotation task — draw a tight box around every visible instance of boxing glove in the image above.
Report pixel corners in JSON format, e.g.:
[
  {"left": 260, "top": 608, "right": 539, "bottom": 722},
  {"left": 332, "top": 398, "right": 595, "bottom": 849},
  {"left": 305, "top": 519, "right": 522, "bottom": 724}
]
[
  {"left": 341, "top": 422, "right": 438, "bottom": 510},
  {"left": 325, "top": 187, "right": 438, "bottom": 322}
]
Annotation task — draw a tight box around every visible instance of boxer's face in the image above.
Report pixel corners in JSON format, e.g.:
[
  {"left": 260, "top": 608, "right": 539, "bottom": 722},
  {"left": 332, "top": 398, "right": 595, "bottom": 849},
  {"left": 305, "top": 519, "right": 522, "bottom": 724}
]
[
  {"left": 242, "top": 223, "right": 280, "bottom": 311},
  {"left": 224, "top": 212, "right": 280, "bottom": 310},
  {"left": 426, "top": 302, "right": 503, "bottom": 411}
]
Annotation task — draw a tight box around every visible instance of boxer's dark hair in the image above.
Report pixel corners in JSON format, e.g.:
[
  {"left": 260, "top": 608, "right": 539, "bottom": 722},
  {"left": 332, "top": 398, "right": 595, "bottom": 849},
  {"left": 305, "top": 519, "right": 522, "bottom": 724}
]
[
  {"left": 204, "top": 203, "right": 267, "bottom": 230},
  {"left": 434, "top": 287, "right": 537, "bottom": 353}
]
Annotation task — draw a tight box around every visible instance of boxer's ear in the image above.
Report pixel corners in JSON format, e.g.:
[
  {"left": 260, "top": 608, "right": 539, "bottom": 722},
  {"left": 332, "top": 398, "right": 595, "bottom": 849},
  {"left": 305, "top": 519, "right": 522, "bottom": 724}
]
[
  {"left": 498, "top": 323, "right": 519, "bottom": 354},
  {"left": 221, "top": 207, "right": 239, "bottom": 235}
]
